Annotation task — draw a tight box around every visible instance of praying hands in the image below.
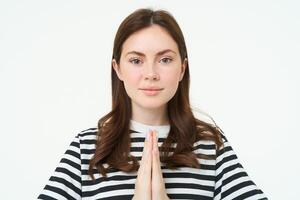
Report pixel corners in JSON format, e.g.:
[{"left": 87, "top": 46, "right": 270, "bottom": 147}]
[{"left": 132, "top": 130, "right": 170, "bottom": 200}]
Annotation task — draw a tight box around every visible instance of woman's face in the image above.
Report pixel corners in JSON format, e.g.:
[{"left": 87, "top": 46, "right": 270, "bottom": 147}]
[{"left": 112, "top": 24, "right": 187, "bottom": 111}]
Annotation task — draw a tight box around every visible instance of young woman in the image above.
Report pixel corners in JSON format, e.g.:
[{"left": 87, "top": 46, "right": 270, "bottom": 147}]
[{"left": 38, "top": 8, "right": 268, "bottom": 200}]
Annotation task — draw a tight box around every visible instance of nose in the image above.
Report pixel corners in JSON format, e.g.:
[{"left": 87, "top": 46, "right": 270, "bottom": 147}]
[
  {"left": 145, "top": 72, "right": 160, "bottom": 80},
  {"left": 144, "top": 64, "right": 160, "bottom": 80}
]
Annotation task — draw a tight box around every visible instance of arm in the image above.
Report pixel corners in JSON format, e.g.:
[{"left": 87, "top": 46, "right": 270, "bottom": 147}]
[
  {"left": 38, "top": 134, "right": 82, "bottom": 200},
  {"left": 214, "top": 134, "right": 268, "bottom": 200}
]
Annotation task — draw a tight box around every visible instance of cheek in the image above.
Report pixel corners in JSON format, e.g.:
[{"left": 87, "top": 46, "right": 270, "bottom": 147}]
[
  {"left": 123, "top": 69, "right": 141, "bottom": 84},
  {"left": 162, "top": 72, "right": 181, "bottom": 95},
  {"left": 122, "top": 70, "right": 141, "bottom": 94},
  {"left": 163, "top": 69, "right": 181, "bottom": 85}
]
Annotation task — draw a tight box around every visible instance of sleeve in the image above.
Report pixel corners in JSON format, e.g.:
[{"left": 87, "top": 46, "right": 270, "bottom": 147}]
[
  {"left": 213, "top": 134, "right": 268, "bottom": 200},
  {"left": 37, "top": 134, "right": 82, "bottom": 200}
]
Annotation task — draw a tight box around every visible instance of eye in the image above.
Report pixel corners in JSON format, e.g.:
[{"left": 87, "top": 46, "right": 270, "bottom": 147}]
[
  {"left": 160, "top": 57, "right": 172, "bottom": 64},
  {"left": 129, "top": 58, "right": 142, "bottom": 65}
]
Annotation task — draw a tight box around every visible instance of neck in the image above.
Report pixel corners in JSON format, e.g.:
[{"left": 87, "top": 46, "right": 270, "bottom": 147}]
[{"left": 131, "top": 103, "right": 169, "bottom": 126}]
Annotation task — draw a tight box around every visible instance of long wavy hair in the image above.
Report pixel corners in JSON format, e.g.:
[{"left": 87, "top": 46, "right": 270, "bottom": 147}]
[{"left": 88, "top": 8, "right": 224, "bottom": 180}]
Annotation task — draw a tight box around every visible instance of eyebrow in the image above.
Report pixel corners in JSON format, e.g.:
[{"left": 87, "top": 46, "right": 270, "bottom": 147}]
[{"left": 125, "top": 49, "right": 176, "bottom": 57}]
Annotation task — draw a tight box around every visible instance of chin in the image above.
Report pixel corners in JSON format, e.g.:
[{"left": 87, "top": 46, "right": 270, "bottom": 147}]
[{"left": 134, "top": 99, "right": 168, "bottom": 110}]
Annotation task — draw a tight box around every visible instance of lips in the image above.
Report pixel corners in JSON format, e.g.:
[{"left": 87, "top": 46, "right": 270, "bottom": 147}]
[
  {"left": 140, "top": 88, "right": 163, "bottom": 91},
  {"left": 140, "top": 86, "right": 163, "bottom": 90},
  {"left": 140, "top": 87, "right": 163, "bottom": 96}
]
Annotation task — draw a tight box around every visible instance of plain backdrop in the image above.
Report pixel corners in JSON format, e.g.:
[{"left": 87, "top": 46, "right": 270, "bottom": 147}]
[{"left": 0, "top": 0, "right": 299, "bottom": 199}]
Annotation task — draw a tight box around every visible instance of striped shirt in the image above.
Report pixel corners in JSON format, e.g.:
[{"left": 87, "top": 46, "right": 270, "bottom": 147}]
[{"left": 38, "top": 119, "right": 267, "bottom": 200}]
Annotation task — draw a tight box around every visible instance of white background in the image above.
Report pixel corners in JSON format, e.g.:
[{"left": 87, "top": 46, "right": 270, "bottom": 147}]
[{"left": 0, "top": 0, "right": 299, "bottom": 199}]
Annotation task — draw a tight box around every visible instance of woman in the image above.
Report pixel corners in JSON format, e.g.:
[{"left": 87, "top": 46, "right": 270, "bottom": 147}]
[{"left": 38, "top": 8, "right": 267, "bottom": 200}]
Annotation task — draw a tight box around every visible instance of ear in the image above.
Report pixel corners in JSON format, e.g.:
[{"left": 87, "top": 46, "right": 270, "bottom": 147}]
[
  {"left": 179, "top": 58, "right": 188, "bottom": 81},
  {"left": 112, "top": 59, "right": 123, "bottom": 81}
]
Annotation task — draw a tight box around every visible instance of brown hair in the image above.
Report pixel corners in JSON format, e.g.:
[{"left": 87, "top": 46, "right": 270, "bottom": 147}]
[{"left": 88, "top": 8, "right": 224, "bottom": 179}]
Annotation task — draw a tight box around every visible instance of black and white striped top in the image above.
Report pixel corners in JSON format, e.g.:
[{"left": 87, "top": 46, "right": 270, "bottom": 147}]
[{"left": 38, "top": 119, "right": 267, "bottom": 200}]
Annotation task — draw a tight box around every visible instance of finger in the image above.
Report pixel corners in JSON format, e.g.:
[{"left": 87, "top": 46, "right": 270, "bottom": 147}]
[
  {"left": 134, "top": 130, "right": 152, "bottom": 199},
  {"left": 141, "top": 130, "right": 153, "bottom": 162},
  {"left": 152, "top": 130, "right": 163, "bottom": 179},
  {"left": 151, "top": 130, "right": 169, "bottom": 200},
  {"left": 139, "top": 130, "right": 152, "bottom": 177}
]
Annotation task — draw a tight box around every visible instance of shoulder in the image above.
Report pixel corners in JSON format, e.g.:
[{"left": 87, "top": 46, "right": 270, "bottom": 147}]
[
  {"left": 67, "top": 127, "right": 99, "bottom": 159},
  {"left": 193, "top": 126, "right": 230, "bottom": 156},
  {"left": 75, "top": 127, "right": 98, "bottom": 145},
  {"left": 78, "top": 127, "right": 98, "bottom": 137}
]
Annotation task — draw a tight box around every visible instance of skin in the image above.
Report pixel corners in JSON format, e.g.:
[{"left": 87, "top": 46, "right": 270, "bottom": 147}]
[
  {"left": 112, "top": 24, "right": 187, "bottom": 126},
  {"left": 112, "top": 24, "right": 188, "bottom": 199},
  {"left": 133, "top": 130, "right": 169, "bottom": 200}
]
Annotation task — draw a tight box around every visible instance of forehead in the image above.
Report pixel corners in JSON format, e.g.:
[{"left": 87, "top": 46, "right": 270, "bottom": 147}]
[{"left": 122, "top": 24, "right": 179, "bottom": 56}]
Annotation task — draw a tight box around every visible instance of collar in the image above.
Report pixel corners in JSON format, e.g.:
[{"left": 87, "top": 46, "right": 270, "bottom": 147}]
[{"left": 129, "top": 119, "right": 170, "bottom": 138}]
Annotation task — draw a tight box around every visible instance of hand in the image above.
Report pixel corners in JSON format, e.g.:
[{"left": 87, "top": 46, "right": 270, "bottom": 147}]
[
  {"left": 151, "top": 130, "right": 170, "bottom": 200},
  {"left": 132, "top": 130, "right": 170, "bottom": 200},
  {"left": 132, "top": 130, "right": 153, "bottom": 200}
]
